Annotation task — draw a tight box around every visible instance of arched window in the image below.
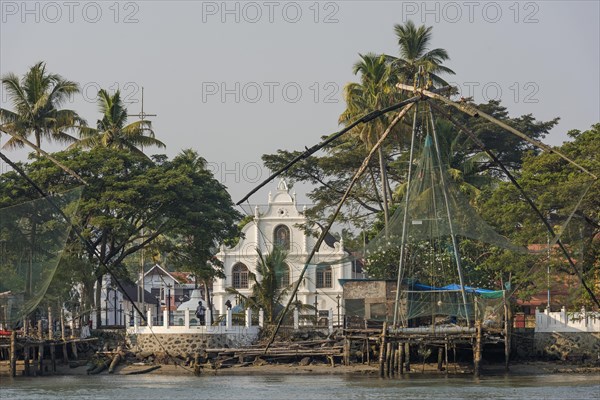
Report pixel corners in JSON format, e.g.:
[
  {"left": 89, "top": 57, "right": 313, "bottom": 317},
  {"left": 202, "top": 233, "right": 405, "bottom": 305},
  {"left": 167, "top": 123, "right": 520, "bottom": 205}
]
[
  {"left": 273, "top": 225, "right": 290, "bottom": 250},
  {"left": 232, "top": 263, "right": 249, "bottom": 289},
  {"left": 277, "top": 263, "right": 290, "bottom": 288},
  {"left": 316, "top": 264, "right": 332, "bottom": 288}
]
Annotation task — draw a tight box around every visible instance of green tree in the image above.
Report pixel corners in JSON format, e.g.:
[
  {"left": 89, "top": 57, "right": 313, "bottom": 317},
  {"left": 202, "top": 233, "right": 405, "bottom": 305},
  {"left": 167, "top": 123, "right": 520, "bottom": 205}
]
[
  {"left": 0, "top": 147, "right": 242, "bottom": 325},
  {"left": 72, "top": 89, "right": 165, "bottom": 158},
  {"left": 226, "top": 247, "right": 292, "bottom": 323},
  {"left": 339, "top": 53, "right": 401, "bottom": 229},
  {"left": 387, "top": 20, "right": 455, "bottom": 86},
  {"left": 0, "top": 61, "right": 84, "bottom": 152},
  {"left": 479, "top": 124, "right": 600, "bottom": 307}
]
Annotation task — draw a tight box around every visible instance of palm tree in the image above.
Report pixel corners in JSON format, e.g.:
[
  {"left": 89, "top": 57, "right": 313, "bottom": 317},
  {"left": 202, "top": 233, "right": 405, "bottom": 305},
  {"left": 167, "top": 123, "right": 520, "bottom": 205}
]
[
  {"left": 339, "top": 53, "right": 400, "bottom": 230},
  {"left": 226, "top": 246, "right": 292, "bottom": 323},
  {"left": 72, "top": 89, "right": 164, "bottom": 158},
  {"left": 0, "top": 61, "right": 85, "bottom": 153},
  {"left": 387, "top": 21, "right": 455, "bottom": 87}
]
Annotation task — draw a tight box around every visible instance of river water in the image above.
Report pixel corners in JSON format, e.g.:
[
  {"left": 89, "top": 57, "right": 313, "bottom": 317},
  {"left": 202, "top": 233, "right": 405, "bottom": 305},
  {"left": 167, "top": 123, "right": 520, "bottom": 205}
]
[{"left": 1, "top": 373, "right": 599, "bottom": 399}]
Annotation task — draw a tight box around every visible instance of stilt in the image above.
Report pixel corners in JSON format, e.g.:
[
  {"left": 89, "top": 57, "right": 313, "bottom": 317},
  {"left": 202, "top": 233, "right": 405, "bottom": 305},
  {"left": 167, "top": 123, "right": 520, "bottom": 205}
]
[
  {"left": 61, "top": 309, "right": 68, "bottom": 364},
  {"left": 10, "top": 331, "right": 17, "bottom": 377},
  {"left": 364, "top": 320, "right": 370, "bottom": 365},
  {"left": 385, "top": 342, "right": 392, "bottom": 377},
  {"left": 474, "top": 321, "right": 482, "bottom": 377},
  {"left": 437, "top": 346, "right": 443, "bottom": 371},
  {"left": 399, "top": 342, "right": 405, "bottom": 375},
  {"left": 378, "top": 322, "right": 387, "bottom": 378},
  {"left": 38, "top": 344, "right": 44, "bottom": 375},
  {"left": 444, "top": 338, "right": 449, "bottom": 375},
  {"left": 504, "top": 292, "right": 511, "bottom": 372},
  {"left": 72, "top": 341, "right": 78, "bottom": 360},
  {"left": 24, "top": 345, "right": 30, "bottom": 376},
  {"left": 453, "top": 343, "right": 457, "bottom": 373},
  {"left": 404, "top": 342, "right": 410, "bottom": 372},
  {"left": 343, "top": 338, "right": 350, "bottom": 366},
  {"left": 50, "top": 342, "right": 56, "bottom": 372}
]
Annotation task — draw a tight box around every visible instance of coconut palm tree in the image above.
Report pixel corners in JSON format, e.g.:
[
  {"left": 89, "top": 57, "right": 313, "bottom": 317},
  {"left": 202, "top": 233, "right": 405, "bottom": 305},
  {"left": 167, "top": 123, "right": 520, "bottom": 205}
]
[
  {"left": 226, "top": 246, "right": 293, "bottom": 323},
  {"left": 72, "top": 89, "right": 164, "bottom": 158},
  {"left": 0, "top": 61, "right": 85, "bottom": 153},
  {"left": 339, "top": 53, "right": 401, "bottom": 230},
  {"left": 387, "top": 21, "right": 455, "bottom": 87}
]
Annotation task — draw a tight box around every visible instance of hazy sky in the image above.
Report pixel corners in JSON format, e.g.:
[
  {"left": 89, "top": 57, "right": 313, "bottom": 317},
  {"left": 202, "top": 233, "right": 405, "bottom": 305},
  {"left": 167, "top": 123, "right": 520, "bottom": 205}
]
[{"left": 1, "top": 0, "right": 599, "bottom": 207}]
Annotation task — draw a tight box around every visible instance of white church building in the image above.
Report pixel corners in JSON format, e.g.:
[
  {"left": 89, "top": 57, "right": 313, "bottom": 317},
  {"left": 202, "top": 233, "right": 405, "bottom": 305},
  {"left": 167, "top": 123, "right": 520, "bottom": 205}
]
[{"left": 213, "top": 180, "right": 363, "bottom": 320}]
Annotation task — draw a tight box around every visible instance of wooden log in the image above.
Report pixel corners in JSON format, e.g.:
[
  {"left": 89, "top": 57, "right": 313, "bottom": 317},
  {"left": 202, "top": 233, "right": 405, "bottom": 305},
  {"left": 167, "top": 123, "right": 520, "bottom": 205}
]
[
  {"left": 108, "top": 353, "right": 121, "bottom": 373},
  {"left": 10, "top": 331, "right": 17, "bottom": 377},
  {"left": 88, "top": 360, "right": 107, "bottom": 375},
  {"left": 123, "top": 365, "right": 161, "bottom": 375},
  {"left": 437, "top": 347, "right": 443, "bottom": 371},
  {"left": 378, "top": 322, "right": 387, "bottom": 378},
  {"left": 343, "top": 338, "right": 350, "bottom": 366}
]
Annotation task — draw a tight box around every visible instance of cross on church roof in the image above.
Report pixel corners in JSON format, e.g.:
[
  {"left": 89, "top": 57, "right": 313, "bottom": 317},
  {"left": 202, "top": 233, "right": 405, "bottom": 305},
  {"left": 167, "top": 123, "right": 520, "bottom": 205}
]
[{"left": 127, "top": 87, "right": 157, "bottom": 121}]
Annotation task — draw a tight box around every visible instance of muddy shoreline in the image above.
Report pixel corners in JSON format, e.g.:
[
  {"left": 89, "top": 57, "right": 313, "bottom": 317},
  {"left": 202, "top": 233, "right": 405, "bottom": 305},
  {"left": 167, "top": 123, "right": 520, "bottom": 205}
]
[{"left": 2, "top": 360, "right": 600, "bottom": 378}]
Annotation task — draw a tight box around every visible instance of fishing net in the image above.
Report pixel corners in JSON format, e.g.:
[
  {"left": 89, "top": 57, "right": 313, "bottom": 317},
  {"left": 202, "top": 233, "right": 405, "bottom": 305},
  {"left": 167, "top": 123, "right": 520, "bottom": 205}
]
[{"left": 0, "top": 187, "right": 83, "bottom": 327}]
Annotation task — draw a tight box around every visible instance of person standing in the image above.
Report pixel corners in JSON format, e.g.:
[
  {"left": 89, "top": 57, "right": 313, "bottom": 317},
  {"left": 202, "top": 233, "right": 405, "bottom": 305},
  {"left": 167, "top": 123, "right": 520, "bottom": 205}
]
[{"left": 195, "top": 301, "right": 206, "bottom": 326}]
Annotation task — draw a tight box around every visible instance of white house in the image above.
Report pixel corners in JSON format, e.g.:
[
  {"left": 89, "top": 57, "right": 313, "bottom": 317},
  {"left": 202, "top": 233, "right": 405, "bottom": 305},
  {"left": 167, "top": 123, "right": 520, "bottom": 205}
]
[{"left": 213, "top": 180, "right": 363, "bottom": 320}]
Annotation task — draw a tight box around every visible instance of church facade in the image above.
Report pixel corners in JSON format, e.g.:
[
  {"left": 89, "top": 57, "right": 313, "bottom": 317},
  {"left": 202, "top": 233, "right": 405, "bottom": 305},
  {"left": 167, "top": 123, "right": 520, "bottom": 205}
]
[{"left": 213, "top": 180, "right": 362, "bottom": 321}]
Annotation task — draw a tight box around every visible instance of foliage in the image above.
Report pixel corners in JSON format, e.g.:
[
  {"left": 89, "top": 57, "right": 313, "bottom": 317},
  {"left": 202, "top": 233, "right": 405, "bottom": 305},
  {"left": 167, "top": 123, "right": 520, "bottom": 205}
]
[
  {"left": 0, "top": 61, "right": 84, "bottom": 151},
  {"left": 72, "top": 89, "right": 165, "bottom": 159},
  {"left": 226, "top": 246, "right": 292, "bottom": 323}
]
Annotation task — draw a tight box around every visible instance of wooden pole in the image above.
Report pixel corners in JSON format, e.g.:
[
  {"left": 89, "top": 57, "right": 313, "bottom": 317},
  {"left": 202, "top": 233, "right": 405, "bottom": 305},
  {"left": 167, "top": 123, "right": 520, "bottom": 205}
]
[
  {"left": 453, "top": 343, "right": 457, "bottom": 373},
  {"left": 444, "top": 337, "right": 449, "bottom": 375},
  {"left": 385, "top": 342, "right": 392, "bottom": 377},
  {"left": 437, "top": 346, "right": 443, "bottom": 371},
  {"left": 378, "top": 322, "right": 387, "bottom": 378},
  {"left": 399, "top": 342, "right": 405, "bottom": 375},
  {"left": 474, "top": 321, "right": 482, "bottom": 377},
  {"left": 504, "top": 291, "right": 511, "bottom": 372},
  {"left": 364, "top": 320, "right": 370, "bottom": 365},
  {"left": 24, "top": 344, "right": 30, "bottom": 376},
  {"left": 343, "top": 338, "right": 350, "bottom": 366},
  {"left": 405, "top": 342, "right": 411, "bottom": 372},
  {"left": 10, "top": 331, "right": 17, "bottom": 377},
  {"left": 61, "top": 309, "right": 68, "bottom": 364}
]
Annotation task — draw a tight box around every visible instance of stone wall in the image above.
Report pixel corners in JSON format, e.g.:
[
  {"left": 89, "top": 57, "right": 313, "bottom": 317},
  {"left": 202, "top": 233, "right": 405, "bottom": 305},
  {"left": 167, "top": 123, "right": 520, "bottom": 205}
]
[
  {"left": 128, "top": 332, "right": 257, "bottom": 356},
  {"left": 533, "top": 332, "right": 600, "bottom": 362}
]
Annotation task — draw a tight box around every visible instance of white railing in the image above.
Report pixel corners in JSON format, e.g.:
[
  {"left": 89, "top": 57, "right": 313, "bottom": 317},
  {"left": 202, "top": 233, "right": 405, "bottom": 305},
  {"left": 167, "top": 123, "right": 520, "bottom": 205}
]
[
  {"left": 126, "top": 307, "right": 337, "bottom": 335},
  {"left": 535, "top": 306, "right": 600, "bottom": 333},
  {"left": 125, "top": 307, "right": 263, "bottom": 335}
]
